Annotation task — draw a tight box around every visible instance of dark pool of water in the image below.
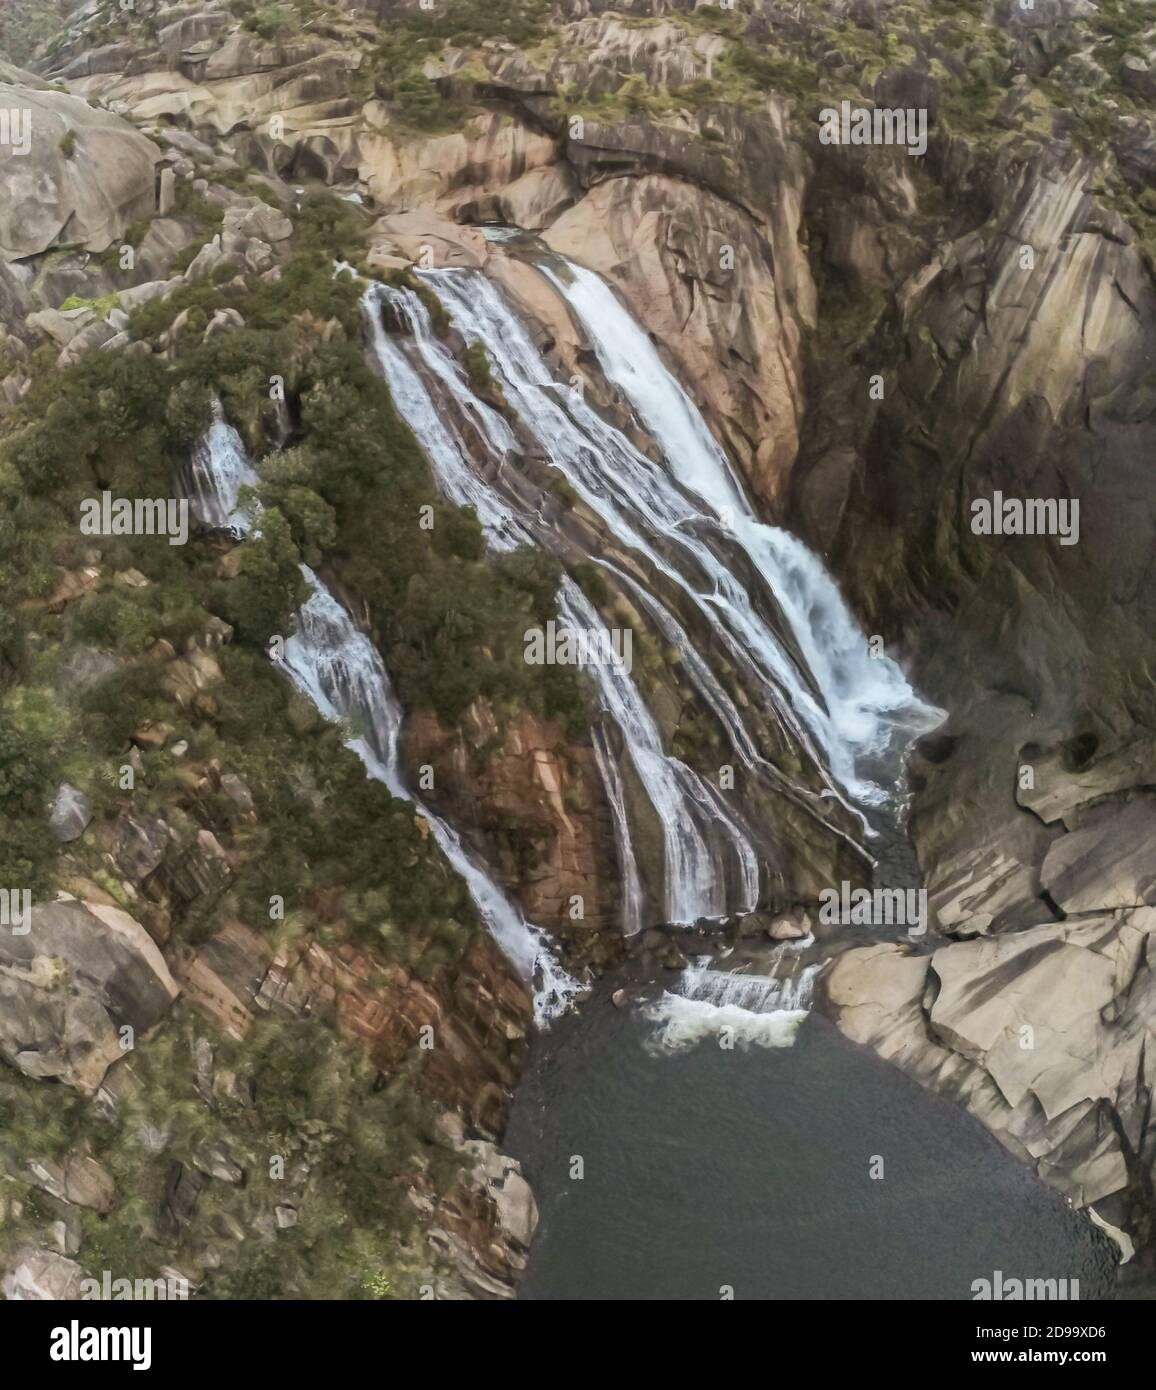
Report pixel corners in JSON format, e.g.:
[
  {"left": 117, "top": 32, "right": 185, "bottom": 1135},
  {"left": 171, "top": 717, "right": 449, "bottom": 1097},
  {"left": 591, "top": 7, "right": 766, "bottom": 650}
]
[{"left": 507, "top": 984, "right": 1119, "bottom": 1300}]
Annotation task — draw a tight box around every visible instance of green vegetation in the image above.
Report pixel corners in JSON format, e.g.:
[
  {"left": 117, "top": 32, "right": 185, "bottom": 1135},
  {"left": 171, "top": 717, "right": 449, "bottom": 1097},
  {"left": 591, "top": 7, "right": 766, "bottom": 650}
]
[
  {"left": 0, "top": 1006, "right": 465, "bottom": 1298},
  {"left": 0, "top": 690, "right": 63, "bottom": 894},
  {"left": 0, "top": 190, "right": 588, "bottom": 956},
  {"left": 60, "top": 292, "right": 121, "bottom": 316},
  {"left": 392, "top": 0, "right": 550, "bottom": 51},
  {"left": 0, "top": 0, "right": 67, "bottom": 65},
  {"left": 0, "top": 194, "right": 516, "bottom": 1302},
  {"left": 235, "top": 2, "right": 300, "bottom": 41},
  {"left": 364, "top": 0, "right": 550, "bottom": 130}
]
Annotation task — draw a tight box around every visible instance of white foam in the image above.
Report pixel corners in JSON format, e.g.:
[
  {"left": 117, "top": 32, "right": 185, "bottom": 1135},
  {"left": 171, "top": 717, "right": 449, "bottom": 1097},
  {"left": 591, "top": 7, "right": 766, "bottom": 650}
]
[{"left": 645, "top": 994, "right": 808, "bottom": 1053}]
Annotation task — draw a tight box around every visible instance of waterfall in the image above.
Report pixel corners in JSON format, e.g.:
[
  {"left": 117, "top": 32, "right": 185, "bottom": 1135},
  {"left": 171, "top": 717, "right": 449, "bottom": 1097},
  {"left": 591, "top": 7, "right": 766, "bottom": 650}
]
[
  {"left": 278, "top": 576, "right": 581, "bottom": 1021},
  {"left": 645, "top": 953, "right": 823, "bottom": 1053},
  {"left": 179, "top": 241, "right": 940, "bottom": 1015},
  {"left": 540, "top": 259, "right": 945, "bottom": 772},
  {"left": 558, "top": 578, "right": 760, "bottom": 921},
  {"left": 183, "top": 407, "right": 581, "bottom": 1024},
  {"left": 590, "top": 723, "right": 644, "bottom": 936},
  {"left": 422, "top": 266, "right": 942, "bottom": 810},
  {"left": 182, "top": 398, "right": 260, "bottom": 536},
  {"left": 364, "top": 284, "right": 760, "bottom": 925}
]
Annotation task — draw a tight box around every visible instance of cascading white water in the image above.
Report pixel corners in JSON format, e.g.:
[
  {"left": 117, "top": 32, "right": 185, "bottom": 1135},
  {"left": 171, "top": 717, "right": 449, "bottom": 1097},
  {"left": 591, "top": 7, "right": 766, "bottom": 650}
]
[
  {"left": 182, "top": 398, "right": 260, "bottom": 535},
  {"left": 541, "top": 260, "right": 946, "bottom": 765},
  {"left": 183, "top": 408, "right": 581, "bottom": 1023},
  {"left": 181, "top": 246, "right": 939, "bottom": 1013},
  {"left": 278, "top": 575, "right": 581, "bottom": 1020},
  {"left": 677, "top": 954, "right": 821, "bottom": 1013},
  {"left": 645, "top": 954, "right": 823, "bottom": 1054},
  {"left": 590, "top": 723, "right": 644, "bottom": 936},
  {"left": 423, "top": 266, "right": 942, "bottom": 810},
  {"left": 558, "top": 578, "right": 760, "bottom": 921},
  {"left": 365, "top": 284, "right": 760, "bottom": 925}
]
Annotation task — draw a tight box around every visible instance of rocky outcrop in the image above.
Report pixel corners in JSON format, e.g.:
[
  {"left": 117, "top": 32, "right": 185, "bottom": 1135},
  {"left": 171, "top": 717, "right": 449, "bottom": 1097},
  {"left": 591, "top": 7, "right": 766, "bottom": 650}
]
[
  {"left": 174, "top": 914, "right": 531, "bottom": 1132},
  {"left": 405, "top": 704, "right": 624, "bottom": 944},
  {"left": 1, "top": 1247, "right": 86, "bottom": 1301},
  {"left": 801, "top": 139, "right": 1156, "bottom": 1258},
  {"left": 163, "top": 913, "right": 536, "bottom": 1291},
  {"left": 1041, "top": 800, "right": 1156, "bottom": 915},
  {"left": 0, "top": 898, "right": 180, "bottom": 1093},
  {"left": 0, "top": 80, "right": 160, "bottom": 259},
  {"left": 417, "top": 1112, "right": 539, "bottom": 1299},
  {"left": 822, "top": 901, "right": 1156, "bottom": 1246},
  {"left": 16, "top": 1153, "right": 117, "bottom": 1213},
  {"left": 361, "top": 111, "right": 558, "bottom": 216},
  {"left": 789, "top": 133, "right": 1156, "bottom": 942}
]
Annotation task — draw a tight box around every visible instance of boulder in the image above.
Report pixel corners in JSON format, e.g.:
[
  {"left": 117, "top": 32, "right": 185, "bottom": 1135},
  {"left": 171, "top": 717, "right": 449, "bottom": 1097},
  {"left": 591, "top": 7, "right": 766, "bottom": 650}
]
[
  {"left": 1120, "top": 55, "right": 1156, "bottom": 103},
  {"left": 25, "top": 306, "right": 94, "bottom": 347},
  {"left": 112, "top": 809, "right": 171, "bottom": 882},
  {"left": 136, "top": 212, "right": 192, "bottom": 274},
  {"left": 47, "top": 782, "right": 93, "bottom": 844},
  {"left": 183, "top": 238, "right": 225, "bottom": 282},
  {"left": 23, "top": 1154, "right": 116, "bottom": 1212},
  {"left": 0, "top": 898, "right": 180, "bottom": 1093},
  {"left": 58, "top": 318, "right": 118, "bottom": 366},
  {"left": 2, "top": 1248, "right": 86, "bottom": 1301},
  {"left": 1040, "top": 799, "right": 1156, "bottom": 914},
  {"left": 490, "top": 1166, "right": 537, "bottom": 1249},
  {"left": 219, "top": 772, "right": 255, "bottom": 818},
  {"left": 0, "top": 81, "right": 160, "bottom": 260},
  {"left": 221, "top": 200, "right": 292, "bottom": 248}
]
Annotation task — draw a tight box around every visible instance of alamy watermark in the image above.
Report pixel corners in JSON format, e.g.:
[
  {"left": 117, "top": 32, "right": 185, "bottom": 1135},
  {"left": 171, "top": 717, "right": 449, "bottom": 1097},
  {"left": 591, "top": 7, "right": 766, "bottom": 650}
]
[
  {"left": 0, "top": 109, "right": 32, "bottom": 158},
  {"left": 818, "top": 882, "right": 927, "bottom": 935},
  {"left": 524, "top": 621, "right": 633, "bottom": 675},
  {"left": 819, "top": 100, "right": 928, "bottom": 156},
  {"left": 50, "top": 1322, "right": 152, "bottom": 1371},
  {"left": 970, "top": 492, "right": 1079, "bottom": 545},
  {"left": 972, "top": 1270, "right": 1079, "bottom": 1301},
  {"left": 79, "top": 493, "right": 189, "bottom": 546},
  {"left": 81, "top": 1271, "right": 188, "bottom": 1301},
  {"left": 0, "top": 887, "right": 31, "bottom": 936}
]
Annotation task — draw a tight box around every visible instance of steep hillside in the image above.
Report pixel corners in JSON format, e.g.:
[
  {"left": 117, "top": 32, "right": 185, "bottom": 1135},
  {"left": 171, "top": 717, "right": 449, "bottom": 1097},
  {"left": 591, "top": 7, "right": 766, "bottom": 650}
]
[{"left": 1, "top": 0, "right": 1155, "bottom": 1294}]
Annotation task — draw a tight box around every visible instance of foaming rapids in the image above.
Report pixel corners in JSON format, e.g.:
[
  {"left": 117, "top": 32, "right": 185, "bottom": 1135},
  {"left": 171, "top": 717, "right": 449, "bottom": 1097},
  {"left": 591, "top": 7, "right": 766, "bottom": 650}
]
[{"left": 645, "top": 953, "right": 822, "bottom": 1053}]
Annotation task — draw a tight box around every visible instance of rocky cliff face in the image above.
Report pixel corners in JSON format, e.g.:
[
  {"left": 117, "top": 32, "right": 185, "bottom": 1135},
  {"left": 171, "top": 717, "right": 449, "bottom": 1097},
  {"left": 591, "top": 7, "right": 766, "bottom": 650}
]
[{"left": 2, "top": 0, "right": 1156, "bottom": 1290}]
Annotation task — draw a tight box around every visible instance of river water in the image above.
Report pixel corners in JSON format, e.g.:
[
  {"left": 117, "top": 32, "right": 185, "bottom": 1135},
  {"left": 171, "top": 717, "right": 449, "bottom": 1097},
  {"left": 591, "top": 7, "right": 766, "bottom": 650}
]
[{"left": 507, "top": 980, "right": 1119, "bottom": 1301}]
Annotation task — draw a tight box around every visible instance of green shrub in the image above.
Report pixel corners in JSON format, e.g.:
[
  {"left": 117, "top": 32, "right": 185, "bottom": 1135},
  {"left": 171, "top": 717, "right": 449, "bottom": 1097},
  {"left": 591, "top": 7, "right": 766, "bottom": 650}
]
[
  {"left": 461, "top": 341, "right": 494, "bottom": 395},
  {"left": 218, "top": 507, "right": 309, "bottom": 645},
  {"left": 244, "top": 4, "right": 299, "bottom": 40}
]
